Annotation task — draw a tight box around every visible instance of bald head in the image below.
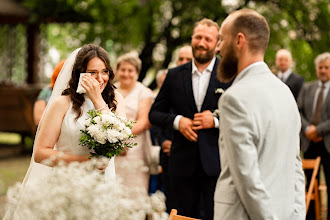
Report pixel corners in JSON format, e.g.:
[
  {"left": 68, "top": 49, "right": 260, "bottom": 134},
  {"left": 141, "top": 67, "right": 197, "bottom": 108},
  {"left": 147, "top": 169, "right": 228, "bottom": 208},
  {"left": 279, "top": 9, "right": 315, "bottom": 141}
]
[
  {"left": 224, "top": 9, "right": 270, "bottom": 54},
  {"left": 275, "top": 49, "right": 293, "bottom": 72},
  {"left": 176, "top": 45, "right": 193, "bottom": 66}
]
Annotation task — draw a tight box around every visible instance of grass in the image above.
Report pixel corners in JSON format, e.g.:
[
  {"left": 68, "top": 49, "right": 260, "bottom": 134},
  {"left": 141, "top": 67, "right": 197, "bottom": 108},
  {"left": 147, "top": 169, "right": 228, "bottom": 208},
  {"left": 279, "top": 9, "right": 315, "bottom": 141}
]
[
  {"left": 0, "top": 155, "right": 31, "bottom": 218},
  {"left": 0, "top": 132, "right": 21, "bottom": 145},
  {"left": 0, "top": 155, "right": 31, "bottom": 194}
]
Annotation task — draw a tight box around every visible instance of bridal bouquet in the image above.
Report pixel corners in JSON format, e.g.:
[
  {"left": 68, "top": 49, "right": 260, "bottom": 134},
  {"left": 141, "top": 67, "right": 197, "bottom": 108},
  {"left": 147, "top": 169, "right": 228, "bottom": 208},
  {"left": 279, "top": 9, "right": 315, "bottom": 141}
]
[{"left": 80, "top": 109, "right": 136, "bottom": 158}]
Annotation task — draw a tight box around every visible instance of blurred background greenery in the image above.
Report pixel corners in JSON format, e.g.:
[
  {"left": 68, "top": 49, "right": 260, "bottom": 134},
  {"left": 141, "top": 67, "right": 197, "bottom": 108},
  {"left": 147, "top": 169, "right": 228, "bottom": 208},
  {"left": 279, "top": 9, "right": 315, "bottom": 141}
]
[
  {"left": 0, "top": 0, "right": 329, "bottom": 218},
  {"left": 0, "top": 0, "right": 329, "bottom": 87}
]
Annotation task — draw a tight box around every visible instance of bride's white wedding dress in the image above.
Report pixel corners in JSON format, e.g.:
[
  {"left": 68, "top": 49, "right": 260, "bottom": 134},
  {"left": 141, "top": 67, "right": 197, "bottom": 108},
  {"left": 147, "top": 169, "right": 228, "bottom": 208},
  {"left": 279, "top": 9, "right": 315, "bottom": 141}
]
[
  {"left": 4, "top": 48, "right": 115, "bottom": 220},
  {"left": 55, "top": 95, "right": 116, "bottom": 182},
  {"left": 3, "top": 96, "right": 116, "bottom": 220}
]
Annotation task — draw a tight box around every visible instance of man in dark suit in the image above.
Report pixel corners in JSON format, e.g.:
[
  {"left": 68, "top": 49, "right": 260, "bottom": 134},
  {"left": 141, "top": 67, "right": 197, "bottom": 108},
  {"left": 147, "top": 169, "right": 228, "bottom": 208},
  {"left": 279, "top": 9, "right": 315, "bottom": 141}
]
[
  {"left": 297, "top": 52, "right": 330, "bottom": 219},
  {"left": 149, "top": 18, "right": 232, "bottom": 219},
  {"left": 276, "top": 49, "right": 305, "bottom": 100},
  {"left": 152, "top": 46, "right": 193, "bottom": 214}
]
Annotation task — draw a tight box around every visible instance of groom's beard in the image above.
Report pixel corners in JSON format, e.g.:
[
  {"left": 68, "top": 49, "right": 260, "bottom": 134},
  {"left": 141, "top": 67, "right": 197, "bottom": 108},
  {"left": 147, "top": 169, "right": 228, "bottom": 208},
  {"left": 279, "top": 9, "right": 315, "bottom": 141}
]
[{"left": 217, "top": 43, "right": 238, "bottom": 83}]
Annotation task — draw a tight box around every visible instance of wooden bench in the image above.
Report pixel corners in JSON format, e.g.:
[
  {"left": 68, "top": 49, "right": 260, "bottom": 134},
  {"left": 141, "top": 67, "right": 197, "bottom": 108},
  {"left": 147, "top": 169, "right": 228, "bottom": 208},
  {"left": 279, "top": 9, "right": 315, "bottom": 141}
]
[{"left": 0, "top": 84, "right": 42, "bottom": 150}]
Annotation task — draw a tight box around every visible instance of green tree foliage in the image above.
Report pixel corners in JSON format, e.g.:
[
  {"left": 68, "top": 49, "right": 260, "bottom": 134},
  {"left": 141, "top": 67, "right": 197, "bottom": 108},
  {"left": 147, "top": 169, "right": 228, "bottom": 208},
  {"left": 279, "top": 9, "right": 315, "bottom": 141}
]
[{"left": 20, "top": 0, "right": 330, "bottom": 84}]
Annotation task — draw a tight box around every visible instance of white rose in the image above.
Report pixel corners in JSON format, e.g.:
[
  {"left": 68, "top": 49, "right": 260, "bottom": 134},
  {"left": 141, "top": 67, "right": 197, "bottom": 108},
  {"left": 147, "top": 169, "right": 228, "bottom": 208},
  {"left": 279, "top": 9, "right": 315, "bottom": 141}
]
[
  {"left": 101, "top": 114, "right": 116, "bottom": 126},
  {"left": 106, "top": 129, "right": 119, "bottom": 143},
  {"left": 123, "top": 127, "right": 132, "bottom": 136},
  {"left": 93, "top": 116, "right": 101, "bottom": 124},
  {"left": 94, "top": 130, "right": 107, "bottom": 144},
  {"left": 87, "top": 125, "right": 100, "bottom": 137}
]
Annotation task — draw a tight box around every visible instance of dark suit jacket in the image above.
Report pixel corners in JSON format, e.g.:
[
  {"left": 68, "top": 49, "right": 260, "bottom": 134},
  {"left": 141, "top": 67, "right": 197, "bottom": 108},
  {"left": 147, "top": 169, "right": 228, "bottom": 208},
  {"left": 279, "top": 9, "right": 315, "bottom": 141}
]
[
  {"left": 149, "top": 58, "right": 232, "bottom": 177},
  {"left": 152, "top": 125, "right": 172, "bottom": 170},
  {"left": 297, "top": 80, "right": 330, "bottom": 153},
  {"left": 284, "top": 72, "right": 304, "bottom": 100}
]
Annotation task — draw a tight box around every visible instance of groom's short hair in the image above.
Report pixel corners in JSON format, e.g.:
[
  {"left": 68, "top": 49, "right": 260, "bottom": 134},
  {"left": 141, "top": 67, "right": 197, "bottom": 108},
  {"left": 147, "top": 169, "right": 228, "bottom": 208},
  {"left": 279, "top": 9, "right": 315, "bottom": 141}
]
[{"left": 230, "top": 9, "right": 270, "bottom": 54}]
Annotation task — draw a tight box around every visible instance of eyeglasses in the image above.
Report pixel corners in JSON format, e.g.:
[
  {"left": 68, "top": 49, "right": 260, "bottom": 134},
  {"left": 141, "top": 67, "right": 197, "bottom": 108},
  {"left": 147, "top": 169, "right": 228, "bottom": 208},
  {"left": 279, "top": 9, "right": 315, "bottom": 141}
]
[{"left": 87, "top": 70, "right": 110, "bottom": 77}]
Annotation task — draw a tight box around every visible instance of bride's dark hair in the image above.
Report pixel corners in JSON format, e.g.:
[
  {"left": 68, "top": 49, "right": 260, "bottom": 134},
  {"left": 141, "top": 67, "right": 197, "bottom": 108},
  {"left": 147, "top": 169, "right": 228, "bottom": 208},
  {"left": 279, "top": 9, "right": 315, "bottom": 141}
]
[{"left": 62, "top": 44, "right": 117, "bottom": 119}]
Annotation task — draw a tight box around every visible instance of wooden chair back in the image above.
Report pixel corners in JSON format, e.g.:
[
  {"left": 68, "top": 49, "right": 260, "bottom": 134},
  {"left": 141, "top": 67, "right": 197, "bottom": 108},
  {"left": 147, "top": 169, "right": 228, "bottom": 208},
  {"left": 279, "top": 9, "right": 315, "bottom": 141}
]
[
  {"left": 169, "top": 209, "right": 200, "bottom": 220},
  {"left": 302, "top": 156, "right": 321, "bottom": 220}
]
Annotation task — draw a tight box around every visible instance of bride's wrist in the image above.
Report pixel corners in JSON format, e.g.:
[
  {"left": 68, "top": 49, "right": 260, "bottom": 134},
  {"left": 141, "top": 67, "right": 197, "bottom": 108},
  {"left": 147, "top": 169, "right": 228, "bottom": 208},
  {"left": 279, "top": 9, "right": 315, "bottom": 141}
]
[
  {"left": 93, "top": 100, "right": 107, "bottom": 111},
  {"left": 96, "top": 104, "right": 108, "bottom": 111}
]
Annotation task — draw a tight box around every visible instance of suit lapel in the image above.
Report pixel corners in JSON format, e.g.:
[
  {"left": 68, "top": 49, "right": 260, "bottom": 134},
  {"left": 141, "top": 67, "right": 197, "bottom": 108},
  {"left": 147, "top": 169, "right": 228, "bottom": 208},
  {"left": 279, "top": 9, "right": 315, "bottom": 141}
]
[
  {"left": 307, "top": 82, "right": 318, "bottom": 117},
  {"left": 201, "top": 58, "right": 219, "bottom": 111},
  {"left": 183, "top": 64, "right": 198, "bottom": 113},
  {"left": 322, "top": 85, "right": 330, "bottom": 115},
  {"left": 285, "top": 73, "right": 294, "bottom": 86}
]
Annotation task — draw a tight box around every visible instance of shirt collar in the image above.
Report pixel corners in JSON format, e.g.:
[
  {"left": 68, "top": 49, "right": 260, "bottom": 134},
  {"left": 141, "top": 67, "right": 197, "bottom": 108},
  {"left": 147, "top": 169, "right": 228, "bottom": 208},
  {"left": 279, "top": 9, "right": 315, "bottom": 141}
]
[
  {"left": 192, "top": 56, "right": 216, "bottom": 75},
  {"left": 233, "top": 61, "right": 265, "bottom": 83},
  {"left": 319, "top": 80, "right": 330, "bottom": 88},
  {"left": 277, "top": 68, "right": 292, "bottom": 79}
]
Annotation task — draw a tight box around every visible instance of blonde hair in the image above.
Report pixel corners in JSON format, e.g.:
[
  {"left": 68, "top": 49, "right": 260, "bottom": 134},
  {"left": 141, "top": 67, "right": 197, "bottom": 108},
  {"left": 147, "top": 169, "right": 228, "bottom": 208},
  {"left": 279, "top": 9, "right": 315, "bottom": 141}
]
[{"left": 115, "top": 52, "right": 142, "bottom": 73}]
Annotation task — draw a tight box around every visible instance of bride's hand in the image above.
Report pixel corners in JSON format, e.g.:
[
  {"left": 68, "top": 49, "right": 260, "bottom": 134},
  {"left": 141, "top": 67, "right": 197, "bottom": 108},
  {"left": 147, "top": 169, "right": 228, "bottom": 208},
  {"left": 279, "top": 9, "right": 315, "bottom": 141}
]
[
  {"left": 81, "top": 75, "right": 104, "bottom": 104},
  {"left": 94, "top": 157, "right": 110, "bottom": 173},
  {"left": 119, "top": 147, "right": 129, "bottom": 156}
]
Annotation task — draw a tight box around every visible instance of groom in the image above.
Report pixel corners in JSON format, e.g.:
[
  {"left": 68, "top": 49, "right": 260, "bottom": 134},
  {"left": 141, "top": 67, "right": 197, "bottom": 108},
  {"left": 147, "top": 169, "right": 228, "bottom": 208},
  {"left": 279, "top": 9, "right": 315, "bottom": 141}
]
[
  {"left": 214, "top": 9, "right": 306, "bottom": 219},
  {"left": 149, "top": 18, "right": 232, "bottom": 219}
]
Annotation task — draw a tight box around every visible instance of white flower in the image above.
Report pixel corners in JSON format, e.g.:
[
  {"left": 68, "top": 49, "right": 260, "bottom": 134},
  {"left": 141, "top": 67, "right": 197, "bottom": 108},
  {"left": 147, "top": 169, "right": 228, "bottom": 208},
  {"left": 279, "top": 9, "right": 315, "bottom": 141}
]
[
  {"left": 215, "top": 88, "right": 225, "bottom": 94},
  {"left": 80, "top": 109, "right": 136, "bottom": 159},
  {"left": 84, "top": 118, "right": 92, "bottom": 127},
  {"left": 87, "top": 124, "right": 101, "bottom": 137},
  {"left": 94, "top": 130, "right": 107, "bottom": 144},
  {"left": 106, "top": 129, "right": 119, "bottom": 143},
  {"left": 100, "top": 113, "right": 117, "bottom": 127},
  {"left": 93, "top": 116, "right": 101, "bottom": 124}
]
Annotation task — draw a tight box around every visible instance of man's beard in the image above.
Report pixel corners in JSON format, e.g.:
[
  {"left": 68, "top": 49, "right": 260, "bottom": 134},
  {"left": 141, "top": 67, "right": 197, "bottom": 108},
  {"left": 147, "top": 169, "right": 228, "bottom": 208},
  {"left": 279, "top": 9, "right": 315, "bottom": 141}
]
[
  {"left": 217, "top": 43, "right": 238, "bottom": 83},
  {"left": 192, "top": 46, "right": 215, "bottom": 64}
]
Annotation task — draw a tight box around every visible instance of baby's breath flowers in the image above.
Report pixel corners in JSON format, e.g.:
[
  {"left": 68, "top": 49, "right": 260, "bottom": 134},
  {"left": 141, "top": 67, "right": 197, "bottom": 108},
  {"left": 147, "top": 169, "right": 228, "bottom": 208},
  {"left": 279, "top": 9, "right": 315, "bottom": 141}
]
[{"left": 5, "top": 158, "right": 168, "bottom": 220}]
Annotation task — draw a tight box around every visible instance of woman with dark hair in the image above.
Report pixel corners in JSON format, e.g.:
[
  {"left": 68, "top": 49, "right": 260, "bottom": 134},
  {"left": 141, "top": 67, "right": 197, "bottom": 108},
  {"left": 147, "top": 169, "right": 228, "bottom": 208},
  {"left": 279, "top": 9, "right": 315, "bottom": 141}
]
[
  {"left": 33, "top": 44, "right": 125, "bottom": 165},
  {"left": 4, "top": 44, "right": 125, "bottom": 220}
]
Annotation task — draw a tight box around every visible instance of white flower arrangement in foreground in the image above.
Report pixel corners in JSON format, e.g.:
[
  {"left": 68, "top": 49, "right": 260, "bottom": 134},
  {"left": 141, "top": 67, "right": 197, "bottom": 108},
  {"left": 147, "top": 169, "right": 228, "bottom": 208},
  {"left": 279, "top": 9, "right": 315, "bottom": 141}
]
[
  {"left": 80, "top": 109, "right": 136, "bottom": 158},
  {"left": 5, "top": 158, "right": 168, "bottom": 220}
]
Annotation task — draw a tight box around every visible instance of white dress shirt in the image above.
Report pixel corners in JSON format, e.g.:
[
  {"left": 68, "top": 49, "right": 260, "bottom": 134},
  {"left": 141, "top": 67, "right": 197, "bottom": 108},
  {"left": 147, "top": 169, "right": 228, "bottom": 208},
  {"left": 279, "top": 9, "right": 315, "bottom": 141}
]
[
  {"left": 173, "top": 57, "right": 219, "bottom": 130},
  {"left": 277, "top": 68, "right": 292, "bottom": 83}
]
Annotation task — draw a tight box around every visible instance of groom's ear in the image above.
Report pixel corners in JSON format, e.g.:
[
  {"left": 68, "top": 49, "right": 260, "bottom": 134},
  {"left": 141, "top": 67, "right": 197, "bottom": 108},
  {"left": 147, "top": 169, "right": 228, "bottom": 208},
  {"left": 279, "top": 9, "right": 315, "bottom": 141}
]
[{"left": 236, "top": 33, "right": 246, "bottom": 51}]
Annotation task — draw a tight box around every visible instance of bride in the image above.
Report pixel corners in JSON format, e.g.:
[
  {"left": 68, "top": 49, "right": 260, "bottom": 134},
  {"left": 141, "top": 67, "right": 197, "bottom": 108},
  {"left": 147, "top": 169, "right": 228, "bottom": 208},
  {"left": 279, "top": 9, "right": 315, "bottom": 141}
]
[{"left": 4, "top": 44, "right": 125, "bottom": 219}]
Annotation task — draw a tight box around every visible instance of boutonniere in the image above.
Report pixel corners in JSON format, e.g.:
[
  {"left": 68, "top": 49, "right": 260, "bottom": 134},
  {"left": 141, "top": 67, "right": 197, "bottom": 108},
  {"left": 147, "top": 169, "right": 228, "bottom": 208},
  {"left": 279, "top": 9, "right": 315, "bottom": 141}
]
[{"left": 215, "top": 88, "right": 225, "bottom": 94}]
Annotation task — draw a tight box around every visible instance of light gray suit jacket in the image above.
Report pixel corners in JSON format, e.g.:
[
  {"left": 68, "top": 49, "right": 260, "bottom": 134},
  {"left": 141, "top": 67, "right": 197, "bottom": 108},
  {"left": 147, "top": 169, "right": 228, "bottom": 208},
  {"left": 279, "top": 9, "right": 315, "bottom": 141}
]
[
  {"left": 214, "top": 62, "right": 306, "bottom": 220},
  {"left": 297, "top": 80, "right": 330, "bottom": 153}
]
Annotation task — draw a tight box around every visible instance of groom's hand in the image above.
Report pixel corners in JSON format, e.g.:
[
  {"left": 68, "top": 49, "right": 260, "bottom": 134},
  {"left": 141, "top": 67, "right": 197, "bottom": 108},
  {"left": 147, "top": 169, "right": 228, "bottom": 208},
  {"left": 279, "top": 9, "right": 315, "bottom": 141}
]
[
  {"left": 179, "top": 117, "right": 198, "bottom": 142},
  {"left": 192, "top": 110, "right": 214, "bottom": 131}
]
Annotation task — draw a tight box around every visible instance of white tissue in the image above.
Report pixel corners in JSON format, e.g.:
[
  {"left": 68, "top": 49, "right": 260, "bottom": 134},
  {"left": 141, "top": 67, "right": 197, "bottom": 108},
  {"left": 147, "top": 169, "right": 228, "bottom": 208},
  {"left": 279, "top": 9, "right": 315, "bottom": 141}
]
[{"left": 76, "top": 73, "right": 91, "bottom": 93}]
